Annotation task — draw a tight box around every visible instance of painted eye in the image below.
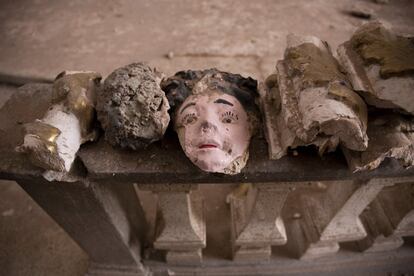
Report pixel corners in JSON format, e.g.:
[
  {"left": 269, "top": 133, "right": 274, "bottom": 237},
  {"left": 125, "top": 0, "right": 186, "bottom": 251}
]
[
  {"left": 221, "top": 111, "right": 238, "bottom": 124},
  {"left": 182, "top": 113, "right": 197, "bottom": 125}
]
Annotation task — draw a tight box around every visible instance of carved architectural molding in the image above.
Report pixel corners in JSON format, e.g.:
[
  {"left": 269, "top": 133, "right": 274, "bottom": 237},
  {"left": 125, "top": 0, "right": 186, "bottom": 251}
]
[{"left": 227, "top": 183, "right": 291, "bottom": 261}]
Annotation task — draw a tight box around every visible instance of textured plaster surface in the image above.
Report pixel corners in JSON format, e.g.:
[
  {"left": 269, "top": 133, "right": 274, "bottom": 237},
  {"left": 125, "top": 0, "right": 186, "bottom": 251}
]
[{"left": 97, "top": 63, "right": 170, "bottom": 149}]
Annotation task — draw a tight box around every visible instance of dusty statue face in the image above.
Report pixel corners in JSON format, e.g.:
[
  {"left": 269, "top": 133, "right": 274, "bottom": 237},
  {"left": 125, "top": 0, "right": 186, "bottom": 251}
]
[{"left": 175, "top": 91, "right": 251, "bottom": 173}]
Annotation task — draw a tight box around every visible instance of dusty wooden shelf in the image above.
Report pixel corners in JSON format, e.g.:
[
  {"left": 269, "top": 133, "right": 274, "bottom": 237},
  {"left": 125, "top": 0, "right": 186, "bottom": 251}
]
[{"left": 1, "top": 132, "right": 414, "bottom": 184}]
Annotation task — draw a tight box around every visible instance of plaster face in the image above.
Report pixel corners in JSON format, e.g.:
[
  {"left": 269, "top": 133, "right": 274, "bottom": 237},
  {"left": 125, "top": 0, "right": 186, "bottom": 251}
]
[{"left": 175, "top": 91, "right": 251, "bottom": 173}]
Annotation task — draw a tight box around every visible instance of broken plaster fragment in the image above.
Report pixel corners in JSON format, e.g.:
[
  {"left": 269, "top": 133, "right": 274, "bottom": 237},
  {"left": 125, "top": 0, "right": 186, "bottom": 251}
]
[
  {"left": 342, "top": 113, "right": 414, "bottom": 172},
  {"left": 16, "top": 71, "right": 101, "bottom": 180},
  {"left": 97, "top": 63, "right": 170, "bottom": 150},
  {"left": 260, "top": 34, "right": 368, "bottom": 159},
  {"left": 338, "top": 21, "right": 414, "bottom": 114},
  {"left": 16, "top": 121, "right": 64, "bottom": 171}
]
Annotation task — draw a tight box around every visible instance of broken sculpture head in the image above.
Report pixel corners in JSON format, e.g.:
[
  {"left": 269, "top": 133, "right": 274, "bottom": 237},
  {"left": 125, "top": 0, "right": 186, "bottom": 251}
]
[{"left": 162, "top": 69, "right": 259, "bottom": 174}]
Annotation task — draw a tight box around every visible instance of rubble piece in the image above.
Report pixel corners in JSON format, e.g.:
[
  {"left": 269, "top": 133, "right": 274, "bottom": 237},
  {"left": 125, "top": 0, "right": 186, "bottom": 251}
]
[
  {"left": 342, "top": 113, "right": 414, "bottom": 172},
  {"left": 97, "top": 63, "right": 170, "bottom": 150},
  {"left": 260, "top": 34, "right": 368, "bottom": 159},
  {"left": 345, "top": 5, "right": 375, "bottom": 20},
  {"left": 338, "top": 21, "right": 414, "bottom": 114},
  {"left": 16, "top": 71, "right": 101, "bottom": 180},
  {"left": 227, "top": 183, "right": 291, "bottom": 261},
  {"left": 354, "top": 182, "right": 414, "bottom": 252}
]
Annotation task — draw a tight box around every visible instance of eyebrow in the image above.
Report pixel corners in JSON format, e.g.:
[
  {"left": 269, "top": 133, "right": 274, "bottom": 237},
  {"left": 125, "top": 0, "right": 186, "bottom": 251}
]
[
  {"left": 180, "top": 102, "right": 196, "bottom": 114},
  {"left": 214, "top": 98, "right": 234, "bottom": 106}
]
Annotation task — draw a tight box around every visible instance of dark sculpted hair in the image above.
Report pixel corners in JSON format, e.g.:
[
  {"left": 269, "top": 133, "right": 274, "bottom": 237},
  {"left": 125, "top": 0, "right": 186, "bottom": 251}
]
[{"left": 161, "top": 68, "right": 259, "bottom": 118}]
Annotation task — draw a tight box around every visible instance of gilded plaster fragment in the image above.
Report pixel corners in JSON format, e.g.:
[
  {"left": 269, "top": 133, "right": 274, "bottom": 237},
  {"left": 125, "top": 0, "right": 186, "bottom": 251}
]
[
  {"left": 16, "top": 122, "right": 64, "bottom": 171},
  {"left": 53, "top": 71, "right": 101, "bottom": 137},
  {"left": 16, "top": 71, "right": 101, "bottom": 180}
]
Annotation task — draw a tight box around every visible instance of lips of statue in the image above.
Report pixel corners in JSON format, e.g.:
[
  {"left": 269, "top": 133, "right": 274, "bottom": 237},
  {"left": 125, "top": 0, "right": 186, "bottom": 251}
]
[{"left": 175, "top": 92, "right": 251, "bottom": 173}]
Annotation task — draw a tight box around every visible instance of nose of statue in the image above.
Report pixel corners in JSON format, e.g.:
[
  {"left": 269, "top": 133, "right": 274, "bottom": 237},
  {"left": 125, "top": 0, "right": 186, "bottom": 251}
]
[{"left": 200, "top": 121, "right": 217, "bottom": 133}]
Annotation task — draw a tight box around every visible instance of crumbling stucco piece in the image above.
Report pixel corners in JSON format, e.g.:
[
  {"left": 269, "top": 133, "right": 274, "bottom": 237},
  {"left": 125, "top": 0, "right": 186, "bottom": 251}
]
[
  {"left": 338, "top": 21, "right": 414, "bottom": 114},
  {"left": 16, "top": 71, "right": 101, "bottom": 180},
  {"left": 342, "top": 113, "right": 414, "bottom": 172},
  {"left": 97, "top": 63, "right": 170, "bottom": 149},
  {"left": 260, "top": 34, "right": 368, "bottom": 159}
]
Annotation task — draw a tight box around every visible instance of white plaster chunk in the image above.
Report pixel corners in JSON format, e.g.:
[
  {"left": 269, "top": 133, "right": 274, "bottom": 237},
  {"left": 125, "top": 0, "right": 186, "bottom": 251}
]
[
  {"left": 366, "top": 64, "right": 414, "bottom": 114},
  {"left": 42, "top": 104, "right": 82, "bottom": 172},
  {"left": 342, "top": 114, "right": 414, "bottom": 172}
]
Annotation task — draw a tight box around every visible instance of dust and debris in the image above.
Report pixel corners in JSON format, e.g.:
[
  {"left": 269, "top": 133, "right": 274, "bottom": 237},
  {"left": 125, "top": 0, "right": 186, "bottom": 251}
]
[
  {"left": 345, "top": 5, "right": 375, "bottom": 20},
  {"left": 316, "top": 182, "right": 328, "bottom": 190},
  {"left": 2, "top": 209, "right": 15, "bottom": 216},
  {"left": 166, "top": 51, "right": 175, "bottom": 59}
]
